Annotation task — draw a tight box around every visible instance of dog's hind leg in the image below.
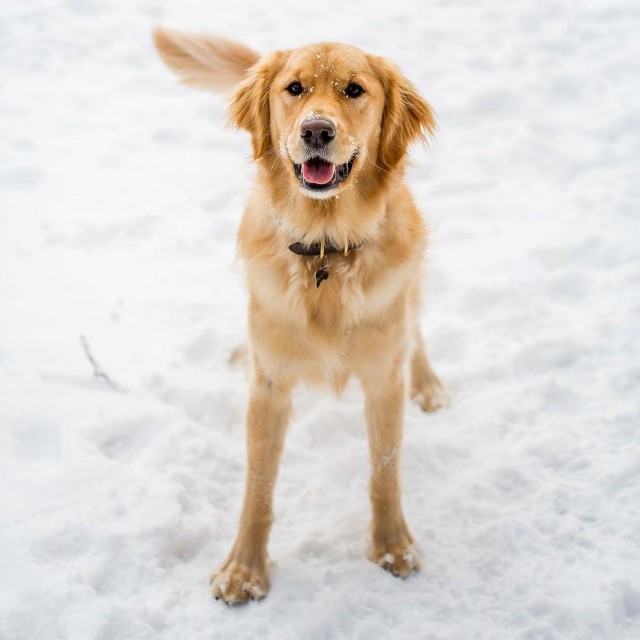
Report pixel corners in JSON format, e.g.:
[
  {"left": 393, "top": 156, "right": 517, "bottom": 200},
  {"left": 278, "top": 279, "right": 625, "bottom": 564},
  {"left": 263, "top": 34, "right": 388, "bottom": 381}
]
[
  {"left": 408, "top": 281, "right": 449, "bottom": 412},
  {"left": 409, "top": 323, "right": 449, "bottom": 412}
]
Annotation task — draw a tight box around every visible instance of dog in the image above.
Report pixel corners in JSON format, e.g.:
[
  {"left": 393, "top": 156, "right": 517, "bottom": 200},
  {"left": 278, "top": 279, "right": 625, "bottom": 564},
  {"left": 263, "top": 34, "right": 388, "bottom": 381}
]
[{"left": 153, "top": 29, "right": 448, "bottom": 605}]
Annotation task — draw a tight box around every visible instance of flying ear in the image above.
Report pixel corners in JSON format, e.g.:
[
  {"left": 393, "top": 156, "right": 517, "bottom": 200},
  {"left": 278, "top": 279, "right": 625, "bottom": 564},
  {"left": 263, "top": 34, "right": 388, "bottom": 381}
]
[
  {"left": 375, "top": 59, "right": 436, "bottom": 172},
  {"left": 227, "top": 52, "right": 282, "bottom": 160},
  {"left": 153, "top": 28, "right": 259, "bottom": 93}
]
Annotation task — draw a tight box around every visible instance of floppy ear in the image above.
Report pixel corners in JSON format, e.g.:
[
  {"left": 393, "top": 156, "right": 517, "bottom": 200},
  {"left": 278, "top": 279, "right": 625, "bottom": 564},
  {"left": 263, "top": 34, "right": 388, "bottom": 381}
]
[
  {"left": 227, "top": 53, "right": 282, "bottom": 161},
  {"left": 153, "top": 28, "right": 259, "bottom": 93},
  {"left": 375, "top": 59, "right": 436, "bottom": 172}
]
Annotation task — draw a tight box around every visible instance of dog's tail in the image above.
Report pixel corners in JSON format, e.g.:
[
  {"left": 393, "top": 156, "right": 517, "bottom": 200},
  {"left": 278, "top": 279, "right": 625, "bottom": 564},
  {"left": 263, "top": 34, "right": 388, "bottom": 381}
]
[{"left": 153, "top": 28, "right": 259, "bottom": 93}]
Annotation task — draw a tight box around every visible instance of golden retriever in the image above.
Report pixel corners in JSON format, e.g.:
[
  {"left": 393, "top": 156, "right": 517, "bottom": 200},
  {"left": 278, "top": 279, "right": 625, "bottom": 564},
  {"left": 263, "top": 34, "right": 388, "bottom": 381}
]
[{"left": 153, "top": 29, "right": 448, "bottom": 605}]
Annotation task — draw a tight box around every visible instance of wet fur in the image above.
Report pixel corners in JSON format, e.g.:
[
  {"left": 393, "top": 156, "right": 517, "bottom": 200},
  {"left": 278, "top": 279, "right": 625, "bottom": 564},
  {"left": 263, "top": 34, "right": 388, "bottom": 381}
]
[{"left": 154, "top": 29, "right": 448, "bottom": 605}]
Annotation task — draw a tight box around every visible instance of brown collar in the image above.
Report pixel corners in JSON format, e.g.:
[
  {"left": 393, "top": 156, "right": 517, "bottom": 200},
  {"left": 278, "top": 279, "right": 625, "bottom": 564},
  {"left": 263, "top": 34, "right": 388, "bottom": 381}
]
[
  {"left": 288, "top": 240, "right": 361, "bottom": 256},
  {"left": 288, "top": 239, "right": 362, "bottom": 288}
]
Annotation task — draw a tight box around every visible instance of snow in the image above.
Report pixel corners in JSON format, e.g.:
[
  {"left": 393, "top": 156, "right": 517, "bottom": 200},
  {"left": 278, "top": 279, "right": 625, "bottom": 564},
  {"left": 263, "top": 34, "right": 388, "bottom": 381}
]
[{"left": 1, "top": 0, "right": 639, "bottom": 638}]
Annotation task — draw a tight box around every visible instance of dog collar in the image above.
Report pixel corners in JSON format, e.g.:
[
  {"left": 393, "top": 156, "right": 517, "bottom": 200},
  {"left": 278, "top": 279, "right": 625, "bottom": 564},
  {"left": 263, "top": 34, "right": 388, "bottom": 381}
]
[
  {"left": 288, "top": 238, "right": 362, "bottom": 288},
  {"left": 288, "top": 240, "right": 361, "bottom": 257}
]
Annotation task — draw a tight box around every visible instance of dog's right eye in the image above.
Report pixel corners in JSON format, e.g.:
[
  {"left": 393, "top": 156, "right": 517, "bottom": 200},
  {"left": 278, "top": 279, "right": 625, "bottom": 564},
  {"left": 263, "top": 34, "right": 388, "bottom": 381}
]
[{"left": 286, "top": 81, "right": 304, "bottom": 96}]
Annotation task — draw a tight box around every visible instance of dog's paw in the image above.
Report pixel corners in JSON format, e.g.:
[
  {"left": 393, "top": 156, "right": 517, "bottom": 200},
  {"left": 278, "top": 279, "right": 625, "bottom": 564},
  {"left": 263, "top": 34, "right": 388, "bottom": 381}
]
[
  {"left": 370, "top": 542, "right": 421, "bottom": 578},
  {"left": 410, "top": 378, "right": 449, "bottom": 413},
  {"left": 210, "top": 561, "right": 269, "bottom": 606}
]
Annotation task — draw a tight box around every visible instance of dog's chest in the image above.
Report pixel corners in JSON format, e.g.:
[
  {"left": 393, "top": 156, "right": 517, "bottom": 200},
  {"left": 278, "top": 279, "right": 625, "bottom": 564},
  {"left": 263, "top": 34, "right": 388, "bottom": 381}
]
[
  {"left": 285, "top": 254, "right": 367, "bottom": 328},
  {"left": 256, "top": 249, "right": 409, "bottom": 333}
]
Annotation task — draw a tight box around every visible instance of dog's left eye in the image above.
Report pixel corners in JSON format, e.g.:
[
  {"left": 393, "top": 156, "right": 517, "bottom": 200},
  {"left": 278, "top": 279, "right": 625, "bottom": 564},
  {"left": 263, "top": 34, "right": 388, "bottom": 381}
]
[
  {"left": 344, "top": 83, "right": 365, "bottom": 98},
  {"left": 286, "top": 81, "right": 304, "bottom": 96}
]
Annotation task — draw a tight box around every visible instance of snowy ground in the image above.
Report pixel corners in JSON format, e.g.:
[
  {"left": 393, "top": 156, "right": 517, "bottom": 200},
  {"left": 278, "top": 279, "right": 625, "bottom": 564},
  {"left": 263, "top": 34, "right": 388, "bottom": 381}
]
[{"left": 1, "top": 0, "right": 639, "bottom": 638}]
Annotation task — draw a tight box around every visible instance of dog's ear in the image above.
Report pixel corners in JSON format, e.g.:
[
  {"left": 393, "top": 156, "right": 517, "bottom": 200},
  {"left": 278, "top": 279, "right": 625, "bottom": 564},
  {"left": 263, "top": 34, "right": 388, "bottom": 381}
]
[
  {"left": 153, "top": 28, "right": 259, "bottom": 93},
  {"left": 228, "top": 52, "right": 282, "bottom": 161},
  {"left": 374, "top": 58, "right": 436, "bottom": 172}
]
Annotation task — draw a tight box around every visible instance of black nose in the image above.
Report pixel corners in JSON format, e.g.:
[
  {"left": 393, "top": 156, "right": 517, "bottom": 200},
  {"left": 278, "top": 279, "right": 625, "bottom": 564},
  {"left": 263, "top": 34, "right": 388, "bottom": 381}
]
[{"left": 300, "top": 118, "right": 336, "bottom": 147}]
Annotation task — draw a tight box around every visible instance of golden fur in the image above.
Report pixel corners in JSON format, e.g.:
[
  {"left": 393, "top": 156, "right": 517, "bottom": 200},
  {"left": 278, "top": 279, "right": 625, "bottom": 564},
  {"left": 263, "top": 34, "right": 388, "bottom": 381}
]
[{"left": 154, "top": 28, "right": 447, "bottom": 605}]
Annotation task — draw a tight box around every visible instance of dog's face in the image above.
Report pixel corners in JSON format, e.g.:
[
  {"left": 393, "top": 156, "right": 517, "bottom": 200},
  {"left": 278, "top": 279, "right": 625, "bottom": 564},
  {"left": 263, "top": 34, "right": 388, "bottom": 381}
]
[
  {"left": 268, "top": 44, "right": 384, "bottom": 200},
  {"left": 229, "top": 43, "right": 436, "bottom": 201}
]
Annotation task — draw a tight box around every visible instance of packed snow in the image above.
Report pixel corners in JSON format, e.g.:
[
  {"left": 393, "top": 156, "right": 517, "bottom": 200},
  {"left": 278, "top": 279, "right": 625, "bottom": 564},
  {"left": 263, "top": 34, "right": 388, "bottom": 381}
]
[{"left": 1, "top": 0, "right": 639, "bottom": 638}]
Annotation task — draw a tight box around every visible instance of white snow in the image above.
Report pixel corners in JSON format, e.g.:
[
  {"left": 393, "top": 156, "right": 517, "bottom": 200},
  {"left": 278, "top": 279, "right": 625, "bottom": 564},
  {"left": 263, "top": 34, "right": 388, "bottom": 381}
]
[{"left": 1, "top": 0, "right": 639, "bottom": 638}]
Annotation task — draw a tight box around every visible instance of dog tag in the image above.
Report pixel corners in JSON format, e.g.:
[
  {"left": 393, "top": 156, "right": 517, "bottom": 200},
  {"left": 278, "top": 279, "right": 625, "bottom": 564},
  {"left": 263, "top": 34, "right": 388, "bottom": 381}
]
[{"left": 315, "top": 266, "right": 329, "bottom": 288}]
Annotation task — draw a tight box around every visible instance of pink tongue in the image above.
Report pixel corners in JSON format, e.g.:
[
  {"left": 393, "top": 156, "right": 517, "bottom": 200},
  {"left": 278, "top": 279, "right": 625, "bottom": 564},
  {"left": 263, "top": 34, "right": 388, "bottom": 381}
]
[{"left": 302, "top": 160, "right": 335, "bottom": 185}]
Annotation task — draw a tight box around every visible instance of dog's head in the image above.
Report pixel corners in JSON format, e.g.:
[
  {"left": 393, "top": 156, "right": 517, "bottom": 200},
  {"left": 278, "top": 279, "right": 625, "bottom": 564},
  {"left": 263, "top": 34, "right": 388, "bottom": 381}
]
[{"left": 154, "top": 32, "right": 435, "bottom": 203}]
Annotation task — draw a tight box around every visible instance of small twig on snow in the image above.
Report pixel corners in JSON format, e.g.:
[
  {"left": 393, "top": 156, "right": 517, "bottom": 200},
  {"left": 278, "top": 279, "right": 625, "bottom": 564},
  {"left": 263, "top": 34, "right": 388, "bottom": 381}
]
[{"left": 80, "top": 335, "right": 121, "bottom": 391}]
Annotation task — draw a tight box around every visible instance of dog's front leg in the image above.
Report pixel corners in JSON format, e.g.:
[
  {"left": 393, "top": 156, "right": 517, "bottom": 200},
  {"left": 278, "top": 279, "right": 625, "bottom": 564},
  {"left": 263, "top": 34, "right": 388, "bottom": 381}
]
[
  {"left": 362, "top": 369, "right": 421, "bottom": 578},
  {"left": 211, "top": 370, "right": 291, "bottom": 605}
]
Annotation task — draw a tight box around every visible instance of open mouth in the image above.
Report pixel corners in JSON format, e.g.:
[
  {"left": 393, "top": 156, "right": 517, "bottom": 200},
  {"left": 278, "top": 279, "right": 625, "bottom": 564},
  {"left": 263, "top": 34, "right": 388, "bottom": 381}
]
[{"left": 293, "top": 154, "right": 356, "bottom": 191}]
